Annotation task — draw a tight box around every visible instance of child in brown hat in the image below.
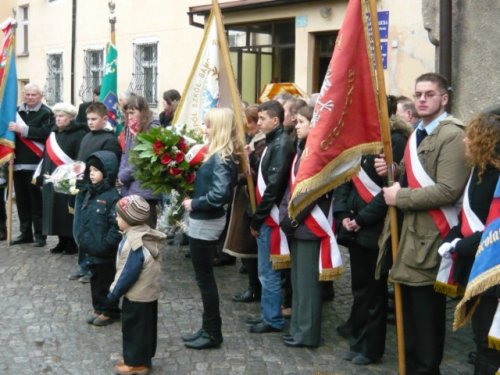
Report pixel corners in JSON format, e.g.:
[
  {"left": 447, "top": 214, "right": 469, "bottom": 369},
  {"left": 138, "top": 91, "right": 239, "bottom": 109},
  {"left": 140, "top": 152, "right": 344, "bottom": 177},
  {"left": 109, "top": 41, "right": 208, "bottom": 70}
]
[{"left": 110, "top": 194, "right": 166, "bottom": 375}]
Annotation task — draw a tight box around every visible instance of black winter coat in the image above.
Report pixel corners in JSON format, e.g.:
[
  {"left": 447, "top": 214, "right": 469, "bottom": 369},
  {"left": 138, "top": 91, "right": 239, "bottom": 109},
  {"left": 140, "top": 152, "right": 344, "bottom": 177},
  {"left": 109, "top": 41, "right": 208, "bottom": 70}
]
[
  {"left": 74, "top": 151, "right": 122, "bottom": 265},
  {"left": 250, "top": 124, "right": 294, "bottom": 231},
  {"left": 76, "top": 129, "right": 122, "bottom": 163},
  {"left": 40, "top": 121, "right": 88, "bottom": 237},
  {"left": 333, "top": 122, "right": 410, "bottom": 250},
  {"left": 16, "top": 103, "right": 54, "bottom": 166},
  {"left": 445, "top": 167, "right": 499, "bottom": 286}
]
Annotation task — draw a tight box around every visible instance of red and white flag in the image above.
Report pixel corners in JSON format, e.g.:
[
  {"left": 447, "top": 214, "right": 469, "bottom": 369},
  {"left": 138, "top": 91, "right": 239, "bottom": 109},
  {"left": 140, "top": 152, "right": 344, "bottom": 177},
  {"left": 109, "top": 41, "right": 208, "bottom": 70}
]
[{"left": 289, "top": 0, "right": 382, "bottom": 218}]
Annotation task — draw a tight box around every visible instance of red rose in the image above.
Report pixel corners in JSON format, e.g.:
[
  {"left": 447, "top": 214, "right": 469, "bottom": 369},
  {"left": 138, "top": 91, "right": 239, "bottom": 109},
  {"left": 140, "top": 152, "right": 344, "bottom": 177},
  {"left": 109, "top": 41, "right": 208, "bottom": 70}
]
[
  {"left": 169, "top": 167, "right": 183, "bottom": 176},
  {"left": 153, "top": 140, "right": 164, "bottom": 156},
  {"left": 175, "top": 152, "right": 185, "bottom": 163},
  {"left": 178, "top": 138, "right": 188, "bottom": 152},
  {"left": 160, "top": 153, "right": 172, "bottom": 165},
  {"left": 186, "top": 172, "right": 196, "bottom": 184}
]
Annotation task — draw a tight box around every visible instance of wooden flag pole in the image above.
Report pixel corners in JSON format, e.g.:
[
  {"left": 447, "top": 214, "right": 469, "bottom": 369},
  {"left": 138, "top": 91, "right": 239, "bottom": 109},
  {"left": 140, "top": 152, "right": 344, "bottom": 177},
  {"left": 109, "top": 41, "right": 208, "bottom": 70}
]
[
  {"left": 366, "top": 0, "right": 406, "bottom": 374},
  {"left": 212, "top": 0, "right": 256, "bottom": 213}
]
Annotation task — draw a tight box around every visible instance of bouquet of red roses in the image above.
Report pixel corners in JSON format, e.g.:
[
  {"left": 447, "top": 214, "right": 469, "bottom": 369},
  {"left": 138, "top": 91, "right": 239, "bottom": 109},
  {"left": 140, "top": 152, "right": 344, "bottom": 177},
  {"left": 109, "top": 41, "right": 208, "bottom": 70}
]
[{"left": 130, "top": 126, "right": 205, "bottom": 196}]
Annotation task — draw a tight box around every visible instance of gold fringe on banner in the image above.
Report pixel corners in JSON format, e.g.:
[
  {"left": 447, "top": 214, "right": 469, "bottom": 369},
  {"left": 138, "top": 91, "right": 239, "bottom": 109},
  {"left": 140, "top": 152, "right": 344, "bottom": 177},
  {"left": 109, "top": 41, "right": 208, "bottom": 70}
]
[
  {"left": 289, "top": 142, "right": 382, "bottom": 219},
  {"left": 433, "top": 281, "right": 464, "bottom": 298},
  {"left": 319, "top": 266, "right": 344, "bottom": 281},
  {"left": 453, "top": 269, "right": 500, "bottom": 331}
]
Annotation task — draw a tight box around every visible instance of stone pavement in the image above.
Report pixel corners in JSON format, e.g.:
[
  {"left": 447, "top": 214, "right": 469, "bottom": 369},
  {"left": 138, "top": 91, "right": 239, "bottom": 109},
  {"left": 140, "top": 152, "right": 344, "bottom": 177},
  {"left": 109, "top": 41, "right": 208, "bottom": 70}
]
[{"left": 0, "top": 212, "right": 475, "bottom": 374}]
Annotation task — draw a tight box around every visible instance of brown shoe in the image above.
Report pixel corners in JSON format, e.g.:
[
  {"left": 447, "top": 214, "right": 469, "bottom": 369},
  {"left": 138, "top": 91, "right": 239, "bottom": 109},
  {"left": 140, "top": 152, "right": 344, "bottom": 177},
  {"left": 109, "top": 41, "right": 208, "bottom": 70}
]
[{"left": 113, "top": 363, "right": 150, "bottom": 375}]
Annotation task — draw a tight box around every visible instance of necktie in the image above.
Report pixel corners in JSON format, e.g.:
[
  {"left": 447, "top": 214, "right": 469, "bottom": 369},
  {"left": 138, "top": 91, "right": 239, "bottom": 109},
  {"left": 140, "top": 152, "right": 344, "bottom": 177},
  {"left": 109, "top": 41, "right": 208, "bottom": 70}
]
[{"left": 416, "top": 128, "right": 428, "bottom": 147}]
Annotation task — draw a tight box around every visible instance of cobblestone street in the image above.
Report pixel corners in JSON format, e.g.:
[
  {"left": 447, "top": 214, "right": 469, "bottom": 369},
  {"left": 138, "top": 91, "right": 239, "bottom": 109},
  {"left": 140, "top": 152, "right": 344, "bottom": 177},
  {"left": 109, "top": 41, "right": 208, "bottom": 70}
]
[{"left": 0, "top": 209, "right": 475, "bottom": 374}]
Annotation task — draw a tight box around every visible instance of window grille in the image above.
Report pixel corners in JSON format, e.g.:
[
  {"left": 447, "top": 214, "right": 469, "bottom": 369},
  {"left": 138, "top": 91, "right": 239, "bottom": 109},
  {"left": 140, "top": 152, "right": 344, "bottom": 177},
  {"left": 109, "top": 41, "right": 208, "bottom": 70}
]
[
  {"left": 129, "top": 42, "right": 158, "bottom": 106},
  {"left": 79, "top": 49, "right": 103, "bottom": 102},
  {"left": 45, "top": 53, "right": 63, "bottom": 106}
]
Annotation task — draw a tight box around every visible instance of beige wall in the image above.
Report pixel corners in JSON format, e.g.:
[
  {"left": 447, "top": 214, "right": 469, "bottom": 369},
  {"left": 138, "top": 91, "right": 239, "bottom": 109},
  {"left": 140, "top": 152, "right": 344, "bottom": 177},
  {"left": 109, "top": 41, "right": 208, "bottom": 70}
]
[{"left": 2, "top": 0, "right": 436, "bottom": 110}]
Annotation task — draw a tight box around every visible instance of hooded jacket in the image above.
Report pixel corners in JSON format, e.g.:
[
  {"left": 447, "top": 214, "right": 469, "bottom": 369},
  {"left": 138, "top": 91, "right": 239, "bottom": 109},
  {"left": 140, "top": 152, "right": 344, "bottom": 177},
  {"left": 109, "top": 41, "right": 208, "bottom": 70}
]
[
  {"left": 74, "top": 150, "right": 122, "bottom": 264},
  {"left": 108, "top": 224, "right": 166, "bottom": 302}
]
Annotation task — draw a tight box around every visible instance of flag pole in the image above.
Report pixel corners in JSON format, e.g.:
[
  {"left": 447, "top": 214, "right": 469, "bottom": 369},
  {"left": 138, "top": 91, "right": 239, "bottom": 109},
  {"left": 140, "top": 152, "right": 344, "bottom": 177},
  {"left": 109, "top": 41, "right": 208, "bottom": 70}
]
[
  {"left": 211, "top": 0, "right": 256, "bottom": 213},
  {"left": 366, "top": 0, "right": 406, "bottom": 374},
  {"left": 6, "top": 17, "right": 17, "bottom": 246},
  {"left": 108, "top": 1, "right": 116, "bottom": 45}
]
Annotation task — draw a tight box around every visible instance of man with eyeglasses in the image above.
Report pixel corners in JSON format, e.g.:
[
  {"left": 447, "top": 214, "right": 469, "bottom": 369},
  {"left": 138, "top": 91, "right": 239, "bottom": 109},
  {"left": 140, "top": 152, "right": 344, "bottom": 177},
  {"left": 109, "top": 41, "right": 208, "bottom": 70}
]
[{"left": 375, "top": 72, "right": 469, "bottom": 374}]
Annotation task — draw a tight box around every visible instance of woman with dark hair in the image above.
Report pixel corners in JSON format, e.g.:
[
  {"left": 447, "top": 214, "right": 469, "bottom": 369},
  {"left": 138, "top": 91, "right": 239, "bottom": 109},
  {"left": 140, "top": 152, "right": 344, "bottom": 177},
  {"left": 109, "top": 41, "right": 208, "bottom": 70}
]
[
  {"left": 118, "top": 95, "right": 160, "bottom": 228},
  {"left": 442, "top": 110, "right": 500, "bottom": 375},
  {"left": 159, "top": 89, "right": 181, "bottom": 127}
]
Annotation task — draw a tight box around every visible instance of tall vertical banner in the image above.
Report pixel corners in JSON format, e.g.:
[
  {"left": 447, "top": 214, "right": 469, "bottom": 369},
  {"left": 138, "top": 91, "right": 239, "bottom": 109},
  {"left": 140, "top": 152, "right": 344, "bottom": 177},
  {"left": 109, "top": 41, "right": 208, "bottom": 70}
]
[
  {"left": 289, "top": 0, "right": 383, "bottom": 218},
  {"left": 173, "top": 11, "right": 227, "bottom": 133},
  {"left": 0, "top": 18, "right": 17, "bottom": 164},
  {"left": 99, "top": 43, "right": 118, "bottom": 128}
]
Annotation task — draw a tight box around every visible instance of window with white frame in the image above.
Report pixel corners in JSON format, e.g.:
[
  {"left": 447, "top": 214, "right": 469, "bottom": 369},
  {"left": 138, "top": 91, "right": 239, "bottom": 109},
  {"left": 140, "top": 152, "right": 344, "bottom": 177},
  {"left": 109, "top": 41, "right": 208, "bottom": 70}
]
[
  {"left": 79, "top": 48, "right": 103, "bottom": 102},
  {"left": 130, "top": 42, "right": 158, "bottom": 106},
  {"left": 17, "top": 5, "right": 29, "bottom": 55},
  {"left": 45, "top": 53, "right": 63, "bottom": 105}
]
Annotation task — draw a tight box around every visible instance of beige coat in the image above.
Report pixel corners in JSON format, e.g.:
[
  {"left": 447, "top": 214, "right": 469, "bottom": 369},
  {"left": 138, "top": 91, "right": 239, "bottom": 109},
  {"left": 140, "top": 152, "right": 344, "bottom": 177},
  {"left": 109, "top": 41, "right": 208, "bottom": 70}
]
[
  {"left": 378, "top": 116, "right": 469, "bottom": 286},
  {"left": 110, "top": 224, "right": 166, "bottom": 302}
]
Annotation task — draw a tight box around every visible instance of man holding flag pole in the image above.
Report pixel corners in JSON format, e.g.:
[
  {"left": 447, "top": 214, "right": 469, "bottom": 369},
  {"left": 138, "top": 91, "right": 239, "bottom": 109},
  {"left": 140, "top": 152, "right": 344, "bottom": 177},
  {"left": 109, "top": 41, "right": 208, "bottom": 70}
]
[{"left": 287, "top": 0, "right": 405, "bottom": 373}]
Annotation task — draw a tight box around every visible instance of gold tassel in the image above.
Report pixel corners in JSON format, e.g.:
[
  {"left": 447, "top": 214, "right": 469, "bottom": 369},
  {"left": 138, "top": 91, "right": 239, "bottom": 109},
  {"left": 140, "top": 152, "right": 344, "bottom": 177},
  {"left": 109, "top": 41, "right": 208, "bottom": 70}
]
[{"left": 434, "top": 281, "right": 459, "bottom": 298}]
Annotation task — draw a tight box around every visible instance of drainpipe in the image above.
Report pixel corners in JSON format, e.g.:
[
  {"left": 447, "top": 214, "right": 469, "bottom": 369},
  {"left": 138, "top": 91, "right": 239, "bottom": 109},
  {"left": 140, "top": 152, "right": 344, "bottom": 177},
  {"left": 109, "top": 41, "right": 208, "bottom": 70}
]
[
  {"left": 71, "top": 0, "right": 77, "bottom": 103},
  {"left": 439, "top": 0, "right": 452, "bottom": 110}
]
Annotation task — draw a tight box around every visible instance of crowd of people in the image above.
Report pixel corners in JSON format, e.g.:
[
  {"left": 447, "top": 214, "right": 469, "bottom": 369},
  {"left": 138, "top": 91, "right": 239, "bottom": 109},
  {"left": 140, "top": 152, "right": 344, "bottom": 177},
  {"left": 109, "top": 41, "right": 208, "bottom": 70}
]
[{"left": 0, "top": 71, "right": 498, "bottom": 375}]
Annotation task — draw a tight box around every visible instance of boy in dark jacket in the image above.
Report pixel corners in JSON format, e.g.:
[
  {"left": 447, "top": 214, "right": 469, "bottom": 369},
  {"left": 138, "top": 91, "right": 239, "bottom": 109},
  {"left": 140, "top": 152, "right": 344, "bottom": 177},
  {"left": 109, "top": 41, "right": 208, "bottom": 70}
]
[
  {"left": 70, "top": 102, "right": 122, "bottom": 283},
  {"left": 74, "top": 150, "right": 122, "bottom": 326}
]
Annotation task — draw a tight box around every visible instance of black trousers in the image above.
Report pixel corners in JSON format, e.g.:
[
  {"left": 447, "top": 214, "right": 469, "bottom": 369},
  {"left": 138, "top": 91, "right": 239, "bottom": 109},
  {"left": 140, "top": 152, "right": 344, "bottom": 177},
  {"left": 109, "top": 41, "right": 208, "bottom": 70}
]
[
  {"left": 242, "top": 258, "right": 260, "bottom": 292},
  {"left": 88, "top": 263, "right": 120, "bottom": 318},
  {"left": 0, "top": 187, "right": 6, "bottom": 230},
  {"left": 472, "top": 294, "right": 500, "bottom": 375},
  {"left": 189, "top": 237, "right": 222, "bottom": 340},
  {"left": 13, "top": 170, "right": 44, "bottom": 239},
  {"left": 122, "top": 298, "right": 158, "bottom": 368},
  {"left": 348, "top": 243, "right": 388, "bottom": 360},
  {"left": 401, "top": 284, "right": 446, "bottom": 375}
]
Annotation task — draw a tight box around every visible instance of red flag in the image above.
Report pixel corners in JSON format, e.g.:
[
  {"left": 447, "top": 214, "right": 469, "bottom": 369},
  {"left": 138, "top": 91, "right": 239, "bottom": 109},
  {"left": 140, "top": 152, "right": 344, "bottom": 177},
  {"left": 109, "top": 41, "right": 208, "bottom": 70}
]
[{"left": 289, "top": 0, "right": 382, "bottom": 218}]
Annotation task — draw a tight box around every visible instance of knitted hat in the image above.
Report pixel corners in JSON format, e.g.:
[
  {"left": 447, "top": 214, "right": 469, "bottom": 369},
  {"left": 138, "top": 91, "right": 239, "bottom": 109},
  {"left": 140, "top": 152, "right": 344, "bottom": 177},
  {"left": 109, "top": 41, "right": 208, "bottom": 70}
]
[
  {"left": 116, "top": 195, "right": 150, "bottom": 226},
  {"left": 86, "top": 156, "right": 106, "bottom": 176}
]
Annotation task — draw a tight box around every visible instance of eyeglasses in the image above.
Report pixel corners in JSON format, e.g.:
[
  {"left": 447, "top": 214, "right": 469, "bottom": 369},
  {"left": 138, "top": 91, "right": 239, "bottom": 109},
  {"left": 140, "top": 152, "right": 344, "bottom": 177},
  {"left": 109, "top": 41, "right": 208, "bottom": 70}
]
[{"left": 413, "top": 91, "right": 446, "bottom": 100}]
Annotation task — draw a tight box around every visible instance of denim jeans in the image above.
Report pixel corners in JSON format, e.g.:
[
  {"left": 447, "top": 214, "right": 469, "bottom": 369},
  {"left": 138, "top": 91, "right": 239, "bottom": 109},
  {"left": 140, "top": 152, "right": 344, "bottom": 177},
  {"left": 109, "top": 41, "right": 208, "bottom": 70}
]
[{"left": 256, "top": 223, "right": 284, "bottom": 329}]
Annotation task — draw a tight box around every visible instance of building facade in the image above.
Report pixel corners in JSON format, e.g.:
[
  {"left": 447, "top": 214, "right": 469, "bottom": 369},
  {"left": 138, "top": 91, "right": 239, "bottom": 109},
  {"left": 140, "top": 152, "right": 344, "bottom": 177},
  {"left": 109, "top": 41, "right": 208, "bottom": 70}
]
[{"left": 4, "top": 0, "right": 491, "bottom": 118}]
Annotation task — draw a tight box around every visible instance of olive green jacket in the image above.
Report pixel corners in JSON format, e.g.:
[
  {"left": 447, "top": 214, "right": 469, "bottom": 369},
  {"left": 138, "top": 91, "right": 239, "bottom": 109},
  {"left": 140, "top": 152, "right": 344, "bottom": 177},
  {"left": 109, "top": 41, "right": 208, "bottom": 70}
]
[{"left": 378, "top": 116, "right": 469, "bottom": 286}]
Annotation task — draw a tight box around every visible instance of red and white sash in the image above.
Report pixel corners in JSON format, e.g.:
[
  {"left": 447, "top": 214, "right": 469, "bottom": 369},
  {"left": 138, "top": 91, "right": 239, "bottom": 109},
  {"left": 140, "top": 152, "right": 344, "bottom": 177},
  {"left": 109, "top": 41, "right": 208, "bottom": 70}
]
[
  {"left": 16, "top": 113, "right": 44, "bottom": 158},
  {"left": 257, "top": 147, "right": 290, "bottom": 267},
  {"left": 33, "top": 132, "right": 74, "bottom": 181},
  {"left": 404, "top": 130, "right": 460, "bottom": 238},
  {"left": 352, "top": 167, "right": 381, "bottom": 203},
  {"left": 460, "top": 171, "right": 485, "bottom": 237},
  {"left": 290, "top": 154, "right": 343, "bottom": 280},
  {"left": 461, "top": 171, "right": 500, "bottom": 237}
]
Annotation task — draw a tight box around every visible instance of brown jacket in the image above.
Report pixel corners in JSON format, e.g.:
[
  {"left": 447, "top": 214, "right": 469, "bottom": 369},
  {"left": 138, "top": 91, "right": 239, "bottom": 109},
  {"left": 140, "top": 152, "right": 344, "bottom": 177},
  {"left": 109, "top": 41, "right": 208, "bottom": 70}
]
[{"left": 378, "top": 115, "right": 469, "bottom": 286}]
